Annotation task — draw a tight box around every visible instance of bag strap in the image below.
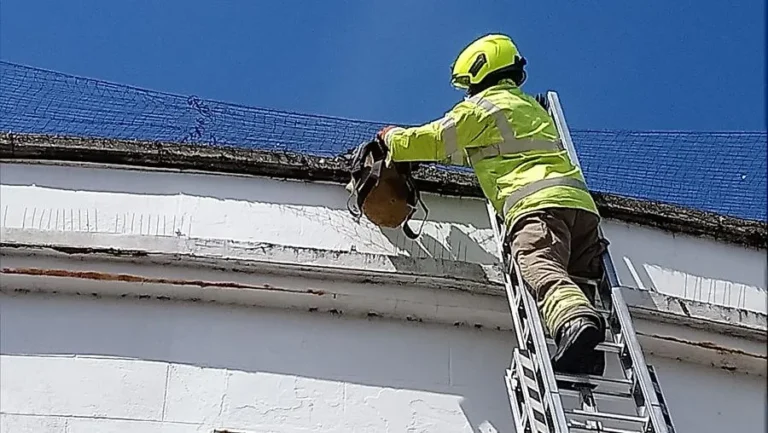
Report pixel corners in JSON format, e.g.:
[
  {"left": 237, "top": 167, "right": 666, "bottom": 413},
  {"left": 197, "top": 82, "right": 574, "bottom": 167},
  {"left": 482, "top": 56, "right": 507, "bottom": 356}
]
[
  {"left": 400, "top": 170, "right": 429, "bottom": 240},
  {"left": 346, "top": 140, "right": 386, "bottom": 218},
  {"left": 345, "top": 138, "right": 429, "bottom": 240},
  {"left": 354, "top": 159, "right": 384, "bottom": 213}
]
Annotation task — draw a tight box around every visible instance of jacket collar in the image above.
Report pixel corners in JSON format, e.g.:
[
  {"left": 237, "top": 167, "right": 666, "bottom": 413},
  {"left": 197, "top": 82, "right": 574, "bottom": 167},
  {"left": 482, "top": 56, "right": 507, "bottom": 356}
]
[{"left": 464, "top": 79, "right": 520, "bottom": 101}]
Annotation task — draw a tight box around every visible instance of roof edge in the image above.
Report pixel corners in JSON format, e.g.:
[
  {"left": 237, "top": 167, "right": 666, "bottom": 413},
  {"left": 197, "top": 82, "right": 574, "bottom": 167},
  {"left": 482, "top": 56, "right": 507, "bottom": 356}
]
[{"left": 1, "top": 132, "right": 765, "bottom": 249}]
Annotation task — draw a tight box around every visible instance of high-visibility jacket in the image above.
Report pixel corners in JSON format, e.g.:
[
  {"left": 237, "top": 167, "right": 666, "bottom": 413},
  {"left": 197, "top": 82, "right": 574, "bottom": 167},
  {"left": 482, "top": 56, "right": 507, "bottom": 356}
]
[{"left": 382, "top": 80, "right": 599, "bottom": 229}]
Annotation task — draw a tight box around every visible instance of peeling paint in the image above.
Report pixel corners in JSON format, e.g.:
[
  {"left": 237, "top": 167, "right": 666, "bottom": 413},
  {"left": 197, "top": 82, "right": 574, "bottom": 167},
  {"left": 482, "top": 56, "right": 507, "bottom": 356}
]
[{"left": 1, "top": 267, "right": 328, "bottom": 297}]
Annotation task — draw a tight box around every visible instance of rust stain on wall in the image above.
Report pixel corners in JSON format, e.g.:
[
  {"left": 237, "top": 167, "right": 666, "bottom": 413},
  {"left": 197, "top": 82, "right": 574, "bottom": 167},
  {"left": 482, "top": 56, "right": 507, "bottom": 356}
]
[
  {"left": 1, "top": 267, "right": 327, "bottom": 296},
  {"left": 639, "top": 331, "right": 766, "bottom": 360}
]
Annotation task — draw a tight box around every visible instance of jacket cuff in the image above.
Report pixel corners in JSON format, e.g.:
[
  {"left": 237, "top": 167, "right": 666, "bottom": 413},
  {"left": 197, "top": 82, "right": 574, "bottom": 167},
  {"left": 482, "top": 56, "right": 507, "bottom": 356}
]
[{"left": 383, "top": 127, "right": 407, "bottom": 146}]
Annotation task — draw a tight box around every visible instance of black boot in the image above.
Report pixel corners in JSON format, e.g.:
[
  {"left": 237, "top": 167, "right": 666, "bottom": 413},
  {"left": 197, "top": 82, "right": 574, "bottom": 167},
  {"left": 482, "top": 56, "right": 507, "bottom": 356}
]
[{"left": 551, "top": 316, "right": 605, "bottom": 376}]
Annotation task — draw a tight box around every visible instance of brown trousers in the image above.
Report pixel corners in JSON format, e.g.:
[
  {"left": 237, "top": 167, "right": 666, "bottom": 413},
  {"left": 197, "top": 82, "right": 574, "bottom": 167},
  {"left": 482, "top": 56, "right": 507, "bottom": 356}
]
[{"left": 507, "top": 208, "right": 607, "bottom": 303}]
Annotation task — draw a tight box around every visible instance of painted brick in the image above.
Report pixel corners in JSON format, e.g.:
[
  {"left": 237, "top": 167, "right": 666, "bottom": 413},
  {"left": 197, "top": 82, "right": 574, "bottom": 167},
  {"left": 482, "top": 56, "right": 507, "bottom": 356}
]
[
  {"left": 66, "top": 418, "right": 204, "bottom": 433},
  {"left": 0, "top": 414, "right": 67, "bottom": 433},
  {"left": 342, "top": 383, "right": 473, "bottom": 433},
  {"left": 219, "top": 371, "right": 345, "bottom": 432},
  {"left": 163, "top": 363, "right": 229, "bottom": 424},
  {"left": 0, "top": 355, "right": 167, "bottom": 420}
]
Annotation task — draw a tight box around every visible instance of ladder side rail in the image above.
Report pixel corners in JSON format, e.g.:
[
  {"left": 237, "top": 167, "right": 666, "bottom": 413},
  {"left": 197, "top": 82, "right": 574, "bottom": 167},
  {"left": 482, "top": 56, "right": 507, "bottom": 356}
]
[
  {"left": 546, "top": 91, "right": 620, "bottom": 289},
  {"left": 504, "top": 367, "right": 528, "bottom": 433},
  {"left": 647, "top": 365, "right": 678, "bottom": 433},
  {"left": 486, "top": 202, "right": 530, "bottom": 350},
  {"left": 511, "top": 262, "right": 567, "bottom": 409},
  {"left": 513, "top": 261, "right": 570, "bottom": 432},
  {"left": 485, "top": 203, "right": 570, "bottom": 433},
  {"left": 517, "top": 273, "right": 570, "bottom": 433},
  {"left": 612, "top": 288, "right": 673, "bottom": 432},
  {"left": 547, "top": 91, "right": 675, "bottom": 433},
  {"left": 514, "top": 350, "right": 553, "bottom": 433}
]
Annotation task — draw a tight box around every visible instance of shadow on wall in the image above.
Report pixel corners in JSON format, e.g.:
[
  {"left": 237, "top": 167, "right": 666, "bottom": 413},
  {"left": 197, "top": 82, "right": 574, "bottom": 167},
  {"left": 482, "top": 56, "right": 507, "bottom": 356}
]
[
  {"left": 647, "top": 355, "right": 767, "bottom": 433},
  {"left": 0, "top": 293, "right": 516, "bottom": 432},
  {"left": 382, "top": 225, "right": 498, "bottom": 265}
]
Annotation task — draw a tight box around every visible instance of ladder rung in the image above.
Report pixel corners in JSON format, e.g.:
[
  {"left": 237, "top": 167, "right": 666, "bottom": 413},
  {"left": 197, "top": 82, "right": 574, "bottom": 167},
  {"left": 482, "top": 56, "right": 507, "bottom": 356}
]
[
  {"left": 568, "top": 422, "right": 643, "bottom": 433},
  {"left": 555, "top": 373, "right": 633, "bottom": 397},
  {"left": 545, "top": 338, "right": 623, "bottom": 353},
  {"left": 567, "top": 409, "right": 648, "bottom": 425},
  {"left": 559, "top": 387, "right": 631, "bottom": 402}
]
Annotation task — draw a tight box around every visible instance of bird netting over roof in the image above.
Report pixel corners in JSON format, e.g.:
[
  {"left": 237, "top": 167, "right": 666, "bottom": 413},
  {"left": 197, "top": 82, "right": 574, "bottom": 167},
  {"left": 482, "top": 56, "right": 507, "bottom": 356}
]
[{"left": 1, "top": 61, "right": 765, "bottom": 222}]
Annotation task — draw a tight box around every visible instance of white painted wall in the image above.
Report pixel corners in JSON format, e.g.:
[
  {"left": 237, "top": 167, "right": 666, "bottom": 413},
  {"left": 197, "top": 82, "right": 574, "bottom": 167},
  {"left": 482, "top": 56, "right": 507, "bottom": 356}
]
[
  {"left": 1, "top": 162, "right": 765, "bottom": 312},
  {"left": 1, "top": 292, "right": 765, "bottom": 433}
]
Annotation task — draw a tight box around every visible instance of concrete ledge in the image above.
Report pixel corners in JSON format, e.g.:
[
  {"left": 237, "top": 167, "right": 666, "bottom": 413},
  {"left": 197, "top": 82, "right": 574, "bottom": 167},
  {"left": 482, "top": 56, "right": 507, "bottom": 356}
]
[
  {"left": 0, "top": 243, "right": 516, "bottom": 335},
  {"left": 2, "top": 132, "right": 765, "bottom": 250},
  {"left": 1, "top": 228, "right": 765, "bottom": 375},
  {"left": 0, "top": 228, "right": 505, "bottom": 297},
  {"left": 622, "top": 288, "right": 766, "bottom": 340},
  {"left": 2, "top": 228, "right": 764, "bottom": 337}
]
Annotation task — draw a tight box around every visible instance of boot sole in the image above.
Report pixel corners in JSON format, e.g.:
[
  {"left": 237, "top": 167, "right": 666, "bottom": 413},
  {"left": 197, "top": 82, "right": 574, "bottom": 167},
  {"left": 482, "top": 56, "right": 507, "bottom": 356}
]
[{"left": 552, "top": 324, "right": 603, "bottom": 375}]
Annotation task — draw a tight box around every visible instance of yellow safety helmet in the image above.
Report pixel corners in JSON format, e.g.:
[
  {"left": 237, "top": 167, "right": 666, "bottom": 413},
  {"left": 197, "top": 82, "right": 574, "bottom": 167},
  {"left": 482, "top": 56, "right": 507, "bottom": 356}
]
[{"left": 450, "top": 34, "right": 526, "bottom": 90}]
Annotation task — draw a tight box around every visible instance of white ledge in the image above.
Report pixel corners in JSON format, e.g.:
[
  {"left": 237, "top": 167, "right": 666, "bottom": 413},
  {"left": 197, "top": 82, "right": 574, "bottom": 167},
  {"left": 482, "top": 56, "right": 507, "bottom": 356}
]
[{"left": 1, "top": 228, "right": 766, "bottom": 376}]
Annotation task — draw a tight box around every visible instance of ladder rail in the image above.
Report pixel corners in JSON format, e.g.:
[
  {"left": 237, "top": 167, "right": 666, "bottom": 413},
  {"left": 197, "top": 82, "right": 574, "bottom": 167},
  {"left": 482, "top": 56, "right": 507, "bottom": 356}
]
[
  {"left": 487, "top": 90, "right": 677, "bottom": 433},
  {"left": 612, "top": 288, "right": 675, "bottom": 432},
  {"left": 516, "top": 268, "right": 570, "bottom": 432},
  {"left": 486, "top": 202, "right": 570, "bottom": 432},
  {"left": 547, "top": 91, "right": 676, "bottom": 433},
  {"left": 546, "top": 92, "right": 621, "bottom": 289}
]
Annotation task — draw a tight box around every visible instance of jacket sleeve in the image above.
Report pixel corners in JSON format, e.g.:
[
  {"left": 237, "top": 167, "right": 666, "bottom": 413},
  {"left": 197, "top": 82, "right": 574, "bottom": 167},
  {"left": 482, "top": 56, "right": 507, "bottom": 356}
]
[{"left": 383, "top": 100, "right": 485, "bottom": 166}]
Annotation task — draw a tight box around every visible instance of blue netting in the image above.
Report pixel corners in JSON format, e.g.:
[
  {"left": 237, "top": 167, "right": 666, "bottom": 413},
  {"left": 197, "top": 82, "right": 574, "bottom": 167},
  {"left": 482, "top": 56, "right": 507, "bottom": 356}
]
[
  {"left": 575, "top": 130, "right": 766, "bottom": 222},
  {"left": 1, "top": 61, "right": 765, "bottom": 222}
]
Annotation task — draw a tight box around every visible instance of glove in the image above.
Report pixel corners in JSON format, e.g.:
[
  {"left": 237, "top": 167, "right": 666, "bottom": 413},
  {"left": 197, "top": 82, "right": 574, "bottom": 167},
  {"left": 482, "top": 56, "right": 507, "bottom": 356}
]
[{"left": 376, "top": 125, "right": 396, "bottom": 144}]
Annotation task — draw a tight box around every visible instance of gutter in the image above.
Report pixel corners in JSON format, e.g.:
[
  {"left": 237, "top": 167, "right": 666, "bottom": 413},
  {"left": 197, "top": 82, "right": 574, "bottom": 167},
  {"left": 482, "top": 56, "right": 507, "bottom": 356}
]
[
  {"left": 1, "top": 230, "right": 765, "bottom": 376},
  {"left": 1, "top": 132, "right": 765, "bottom": 250}
]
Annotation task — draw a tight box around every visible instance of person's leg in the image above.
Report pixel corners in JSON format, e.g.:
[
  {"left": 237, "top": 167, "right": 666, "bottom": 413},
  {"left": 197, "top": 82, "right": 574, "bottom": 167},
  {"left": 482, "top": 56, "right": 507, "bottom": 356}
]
[
  {"left": 508, "top": 210, "right": 572, "bottom": 304},
  {"left": 568, "top": 209, "right": 609, "bottom": 296},
  {"left": 508, "top": 209, "right": 604, "bottom": 374},
  {"left": 567, "top": 209, "right": 610, "bottom": 376}
]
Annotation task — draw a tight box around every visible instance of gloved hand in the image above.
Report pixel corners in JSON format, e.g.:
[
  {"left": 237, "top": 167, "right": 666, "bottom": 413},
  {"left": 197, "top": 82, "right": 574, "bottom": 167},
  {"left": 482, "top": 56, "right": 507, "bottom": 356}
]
[{"left": 376, "top": 125, "right": 396, "bottom": 144}]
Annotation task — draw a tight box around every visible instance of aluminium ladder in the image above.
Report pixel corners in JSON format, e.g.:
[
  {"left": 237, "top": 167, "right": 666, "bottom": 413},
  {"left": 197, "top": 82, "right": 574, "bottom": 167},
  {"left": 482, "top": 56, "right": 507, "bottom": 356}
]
[{"left": 485, "top": 91, "right": 677, "bottom": 433}]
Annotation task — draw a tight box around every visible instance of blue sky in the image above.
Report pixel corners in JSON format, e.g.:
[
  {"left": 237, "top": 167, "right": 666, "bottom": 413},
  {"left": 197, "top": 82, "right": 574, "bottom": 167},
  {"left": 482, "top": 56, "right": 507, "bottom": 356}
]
[{"left": 1, "top": 0, "right": 765, "bottom": 131}]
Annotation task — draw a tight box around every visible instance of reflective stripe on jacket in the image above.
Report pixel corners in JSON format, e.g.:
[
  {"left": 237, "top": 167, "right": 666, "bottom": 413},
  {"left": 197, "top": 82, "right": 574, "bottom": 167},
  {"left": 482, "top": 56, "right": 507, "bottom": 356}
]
[{"left": 383, "top": 80, "right": 599, "bottom": 229}]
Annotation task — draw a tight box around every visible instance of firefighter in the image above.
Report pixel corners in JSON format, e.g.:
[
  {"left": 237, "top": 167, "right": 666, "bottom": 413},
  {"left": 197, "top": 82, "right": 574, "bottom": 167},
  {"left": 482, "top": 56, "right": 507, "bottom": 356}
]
[{"left": 376, "top": 33, "right": 607, "bottom": 375}]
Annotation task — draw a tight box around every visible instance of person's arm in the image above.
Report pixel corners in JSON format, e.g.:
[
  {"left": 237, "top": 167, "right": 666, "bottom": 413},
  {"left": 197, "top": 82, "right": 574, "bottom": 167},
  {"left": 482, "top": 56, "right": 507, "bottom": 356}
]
[{"left": 380, "top": 101, "right": 484, "bottom": 166}]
